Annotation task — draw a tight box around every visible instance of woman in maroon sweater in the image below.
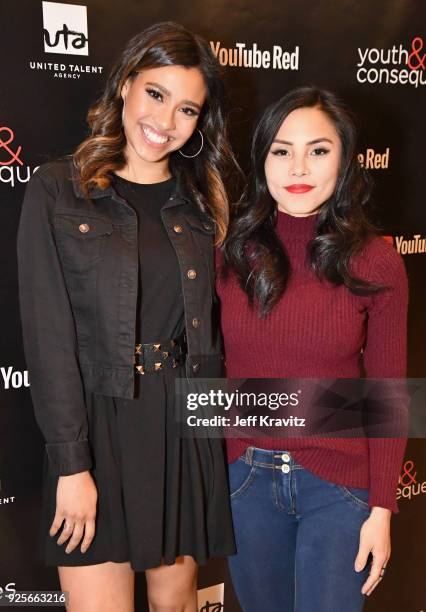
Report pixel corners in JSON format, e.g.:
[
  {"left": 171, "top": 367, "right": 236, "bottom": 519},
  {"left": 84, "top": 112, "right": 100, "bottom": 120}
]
[{"left": 217, "top": 87, "right": 408, "bottom": 611}]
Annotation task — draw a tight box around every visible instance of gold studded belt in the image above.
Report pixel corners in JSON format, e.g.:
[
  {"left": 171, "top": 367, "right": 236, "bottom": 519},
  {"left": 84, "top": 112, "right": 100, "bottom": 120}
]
[{"left": 134, "top": 330, "right": 187, "bottom": 375}]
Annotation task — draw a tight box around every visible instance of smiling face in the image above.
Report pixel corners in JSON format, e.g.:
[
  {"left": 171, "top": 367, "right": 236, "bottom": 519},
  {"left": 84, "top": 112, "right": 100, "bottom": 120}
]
[
  {"left": 264, "top": 106, "right": 342, "bottom": 217},
  {"left": 120, "top": 64, "right": 207, "bottom": 179}
]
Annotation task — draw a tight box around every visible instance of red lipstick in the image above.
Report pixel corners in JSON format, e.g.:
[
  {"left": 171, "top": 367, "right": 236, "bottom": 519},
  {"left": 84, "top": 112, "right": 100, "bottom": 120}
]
[{"left": 284, "top": 184, "right": 314, "bottom": 194}]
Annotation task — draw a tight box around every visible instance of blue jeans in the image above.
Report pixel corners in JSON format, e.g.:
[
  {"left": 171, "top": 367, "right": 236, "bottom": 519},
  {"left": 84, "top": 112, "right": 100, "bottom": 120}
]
[{"left": 228, "top": 447, "right": 371, "bottom": 612}]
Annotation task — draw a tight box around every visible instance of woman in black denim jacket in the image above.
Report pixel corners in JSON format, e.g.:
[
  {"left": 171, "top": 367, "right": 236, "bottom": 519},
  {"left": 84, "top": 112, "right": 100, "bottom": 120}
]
[{"left": 17, "top": 21, "right": 239, "bottom": 612}]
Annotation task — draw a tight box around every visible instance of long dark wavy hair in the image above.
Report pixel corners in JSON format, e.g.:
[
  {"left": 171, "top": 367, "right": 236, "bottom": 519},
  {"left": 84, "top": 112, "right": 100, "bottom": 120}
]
[
  {"left": 73, "top": 21, "right": 241, "bottom": 245},
  {"left": 221, "top": 86, "right": 383, "bottom": 316}
]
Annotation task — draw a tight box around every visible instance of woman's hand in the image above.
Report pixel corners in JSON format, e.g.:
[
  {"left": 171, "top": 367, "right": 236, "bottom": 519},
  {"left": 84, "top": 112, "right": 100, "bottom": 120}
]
[
  {"left": 355, "top": 506, "right": 391, "bottom": 596},
  {"left": 49, "top": 470, "right": 98, "bottom": 554}
]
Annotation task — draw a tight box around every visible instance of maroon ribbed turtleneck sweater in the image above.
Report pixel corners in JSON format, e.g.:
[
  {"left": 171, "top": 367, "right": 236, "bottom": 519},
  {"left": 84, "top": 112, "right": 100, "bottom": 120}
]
[{"left": 216, "top": 210, "right": 408, "bottom": 513}]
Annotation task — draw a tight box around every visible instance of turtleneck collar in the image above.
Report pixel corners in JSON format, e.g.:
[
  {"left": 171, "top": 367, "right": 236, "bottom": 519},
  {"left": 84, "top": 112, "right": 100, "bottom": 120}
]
[{"left": 276, "top": 208, "right": 318, "bottom": 240}]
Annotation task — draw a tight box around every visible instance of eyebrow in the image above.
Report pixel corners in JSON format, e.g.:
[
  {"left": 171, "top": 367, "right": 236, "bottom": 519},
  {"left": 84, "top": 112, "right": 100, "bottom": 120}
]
[
  {"left": 272, "top": 137, "right": 334, "bottom": 145},
  {"left": 145, "top": 81, "right": 202, "bottom": 110}
]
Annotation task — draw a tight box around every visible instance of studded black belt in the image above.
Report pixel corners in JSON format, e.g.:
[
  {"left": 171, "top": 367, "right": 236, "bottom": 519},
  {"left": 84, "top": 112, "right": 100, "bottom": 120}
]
[{"left": 134, "top": 330, "right": 187, "bottom": 375}]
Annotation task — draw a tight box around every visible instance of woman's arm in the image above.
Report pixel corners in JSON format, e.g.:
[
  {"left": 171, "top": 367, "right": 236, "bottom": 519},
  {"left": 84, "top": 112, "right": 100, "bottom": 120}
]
[
  {"left": 17, "top": 166, "right": 93, "bottom": 477},
  {"left": 354, "top": 237, "right": 409, "bottom": 595},
  {"left": 362, "top": 237, "right": 409, "bottom": 512}
]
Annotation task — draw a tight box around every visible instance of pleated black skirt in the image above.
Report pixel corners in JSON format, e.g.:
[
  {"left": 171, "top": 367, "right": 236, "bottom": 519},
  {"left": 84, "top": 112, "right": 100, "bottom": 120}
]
[{"left": 38, "top": 364, "right": 236, "bottom": 571}]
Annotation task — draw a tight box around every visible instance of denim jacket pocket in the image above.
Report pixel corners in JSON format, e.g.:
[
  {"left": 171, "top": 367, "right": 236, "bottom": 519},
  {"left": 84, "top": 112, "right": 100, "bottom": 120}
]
[
  {"left": 53, "top": 212, "right": 113, "bottom": 273},
  {"left": 186, "top": 215, "right": 215, "bottom": 235}
]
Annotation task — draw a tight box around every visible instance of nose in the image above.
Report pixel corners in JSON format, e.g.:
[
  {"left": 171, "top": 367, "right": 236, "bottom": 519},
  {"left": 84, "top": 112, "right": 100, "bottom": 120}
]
[
  {"left": 290, "top": 153, "right": 308, "bottom": 177},
  {"left": 155, "top": 104, "right": 175, "bottom": 132}
]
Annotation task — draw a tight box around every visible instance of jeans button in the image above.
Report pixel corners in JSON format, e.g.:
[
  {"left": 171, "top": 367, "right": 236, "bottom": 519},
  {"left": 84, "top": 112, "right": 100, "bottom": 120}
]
[
  {"left": 281, "top": 464, "right": 290, "bottom": 474},
  {"left": 282, "top": 453, "right": 290, "bottom": 463}
]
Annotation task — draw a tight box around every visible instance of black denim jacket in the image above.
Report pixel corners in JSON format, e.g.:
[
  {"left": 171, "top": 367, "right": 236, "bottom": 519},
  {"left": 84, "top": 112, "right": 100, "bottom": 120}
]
[{"left": 17, "top": 158, "right": 223, "bottom": 476}]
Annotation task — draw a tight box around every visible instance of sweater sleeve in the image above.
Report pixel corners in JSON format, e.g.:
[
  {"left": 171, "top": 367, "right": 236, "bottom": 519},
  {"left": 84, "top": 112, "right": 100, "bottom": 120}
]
[{"left": 360, "top": 238, "right": 409, "bottom": 513}]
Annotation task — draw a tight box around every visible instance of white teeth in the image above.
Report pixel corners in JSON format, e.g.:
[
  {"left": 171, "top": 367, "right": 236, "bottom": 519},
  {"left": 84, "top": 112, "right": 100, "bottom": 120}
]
[{"left": 143, "top": 126, "right": 168, "bottom": 144}]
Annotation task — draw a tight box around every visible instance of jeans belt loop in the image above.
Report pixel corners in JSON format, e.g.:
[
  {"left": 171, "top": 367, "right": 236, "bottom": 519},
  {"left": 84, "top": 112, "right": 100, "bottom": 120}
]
[{"left": 245, "top": 446, "right": 254, "bottom": 465}]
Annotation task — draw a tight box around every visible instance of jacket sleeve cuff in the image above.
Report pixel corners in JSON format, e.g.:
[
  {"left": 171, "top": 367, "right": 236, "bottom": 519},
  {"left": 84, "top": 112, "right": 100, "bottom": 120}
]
[{"left": 46, "top": 440, "right": 93, "bottom": 476}]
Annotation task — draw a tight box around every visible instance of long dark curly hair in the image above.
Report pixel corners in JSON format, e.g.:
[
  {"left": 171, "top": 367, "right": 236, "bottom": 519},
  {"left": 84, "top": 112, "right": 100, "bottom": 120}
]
[
  {"left": 221, "top": 86, "right": 383, "bottom": 316},
  {"left": 73, "top": 21, "right": 241, "bottom": 245}
]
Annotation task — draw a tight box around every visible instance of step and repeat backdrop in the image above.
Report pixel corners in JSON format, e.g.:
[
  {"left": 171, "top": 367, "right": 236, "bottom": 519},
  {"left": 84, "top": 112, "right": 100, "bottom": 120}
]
[{"left": 1, "top": 0, "right": 425, "bottom": 610}]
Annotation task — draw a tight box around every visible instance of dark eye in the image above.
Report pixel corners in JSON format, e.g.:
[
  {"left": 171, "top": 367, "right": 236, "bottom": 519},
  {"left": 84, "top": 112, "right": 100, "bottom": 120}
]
[
  {"left": 181, "top": 106, "right": 199, "bottom": 117},
  {"left": 146, "top": 88, "right": 163, "bottom": 101},
  {"left": 311, "top": 147, "right": 330, "bottom": 156},
  {"left": 271, "top": 149, "right": 290, "bottom": 156}
]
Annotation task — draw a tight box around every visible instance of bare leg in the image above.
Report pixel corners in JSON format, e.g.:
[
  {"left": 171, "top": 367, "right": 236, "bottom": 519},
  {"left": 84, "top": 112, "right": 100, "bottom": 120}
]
[
  {"left": 58, "top": 561, "right": 134, "bottom": 612},
  {"left": 146, "top": 555, "right": 198, "bottom": 612}
]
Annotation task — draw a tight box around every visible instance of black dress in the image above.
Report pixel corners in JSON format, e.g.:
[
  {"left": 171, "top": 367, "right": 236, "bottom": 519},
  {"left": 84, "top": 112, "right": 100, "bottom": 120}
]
[{"left": 38, "top": 174, "right": 236, "bottom": 571}]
